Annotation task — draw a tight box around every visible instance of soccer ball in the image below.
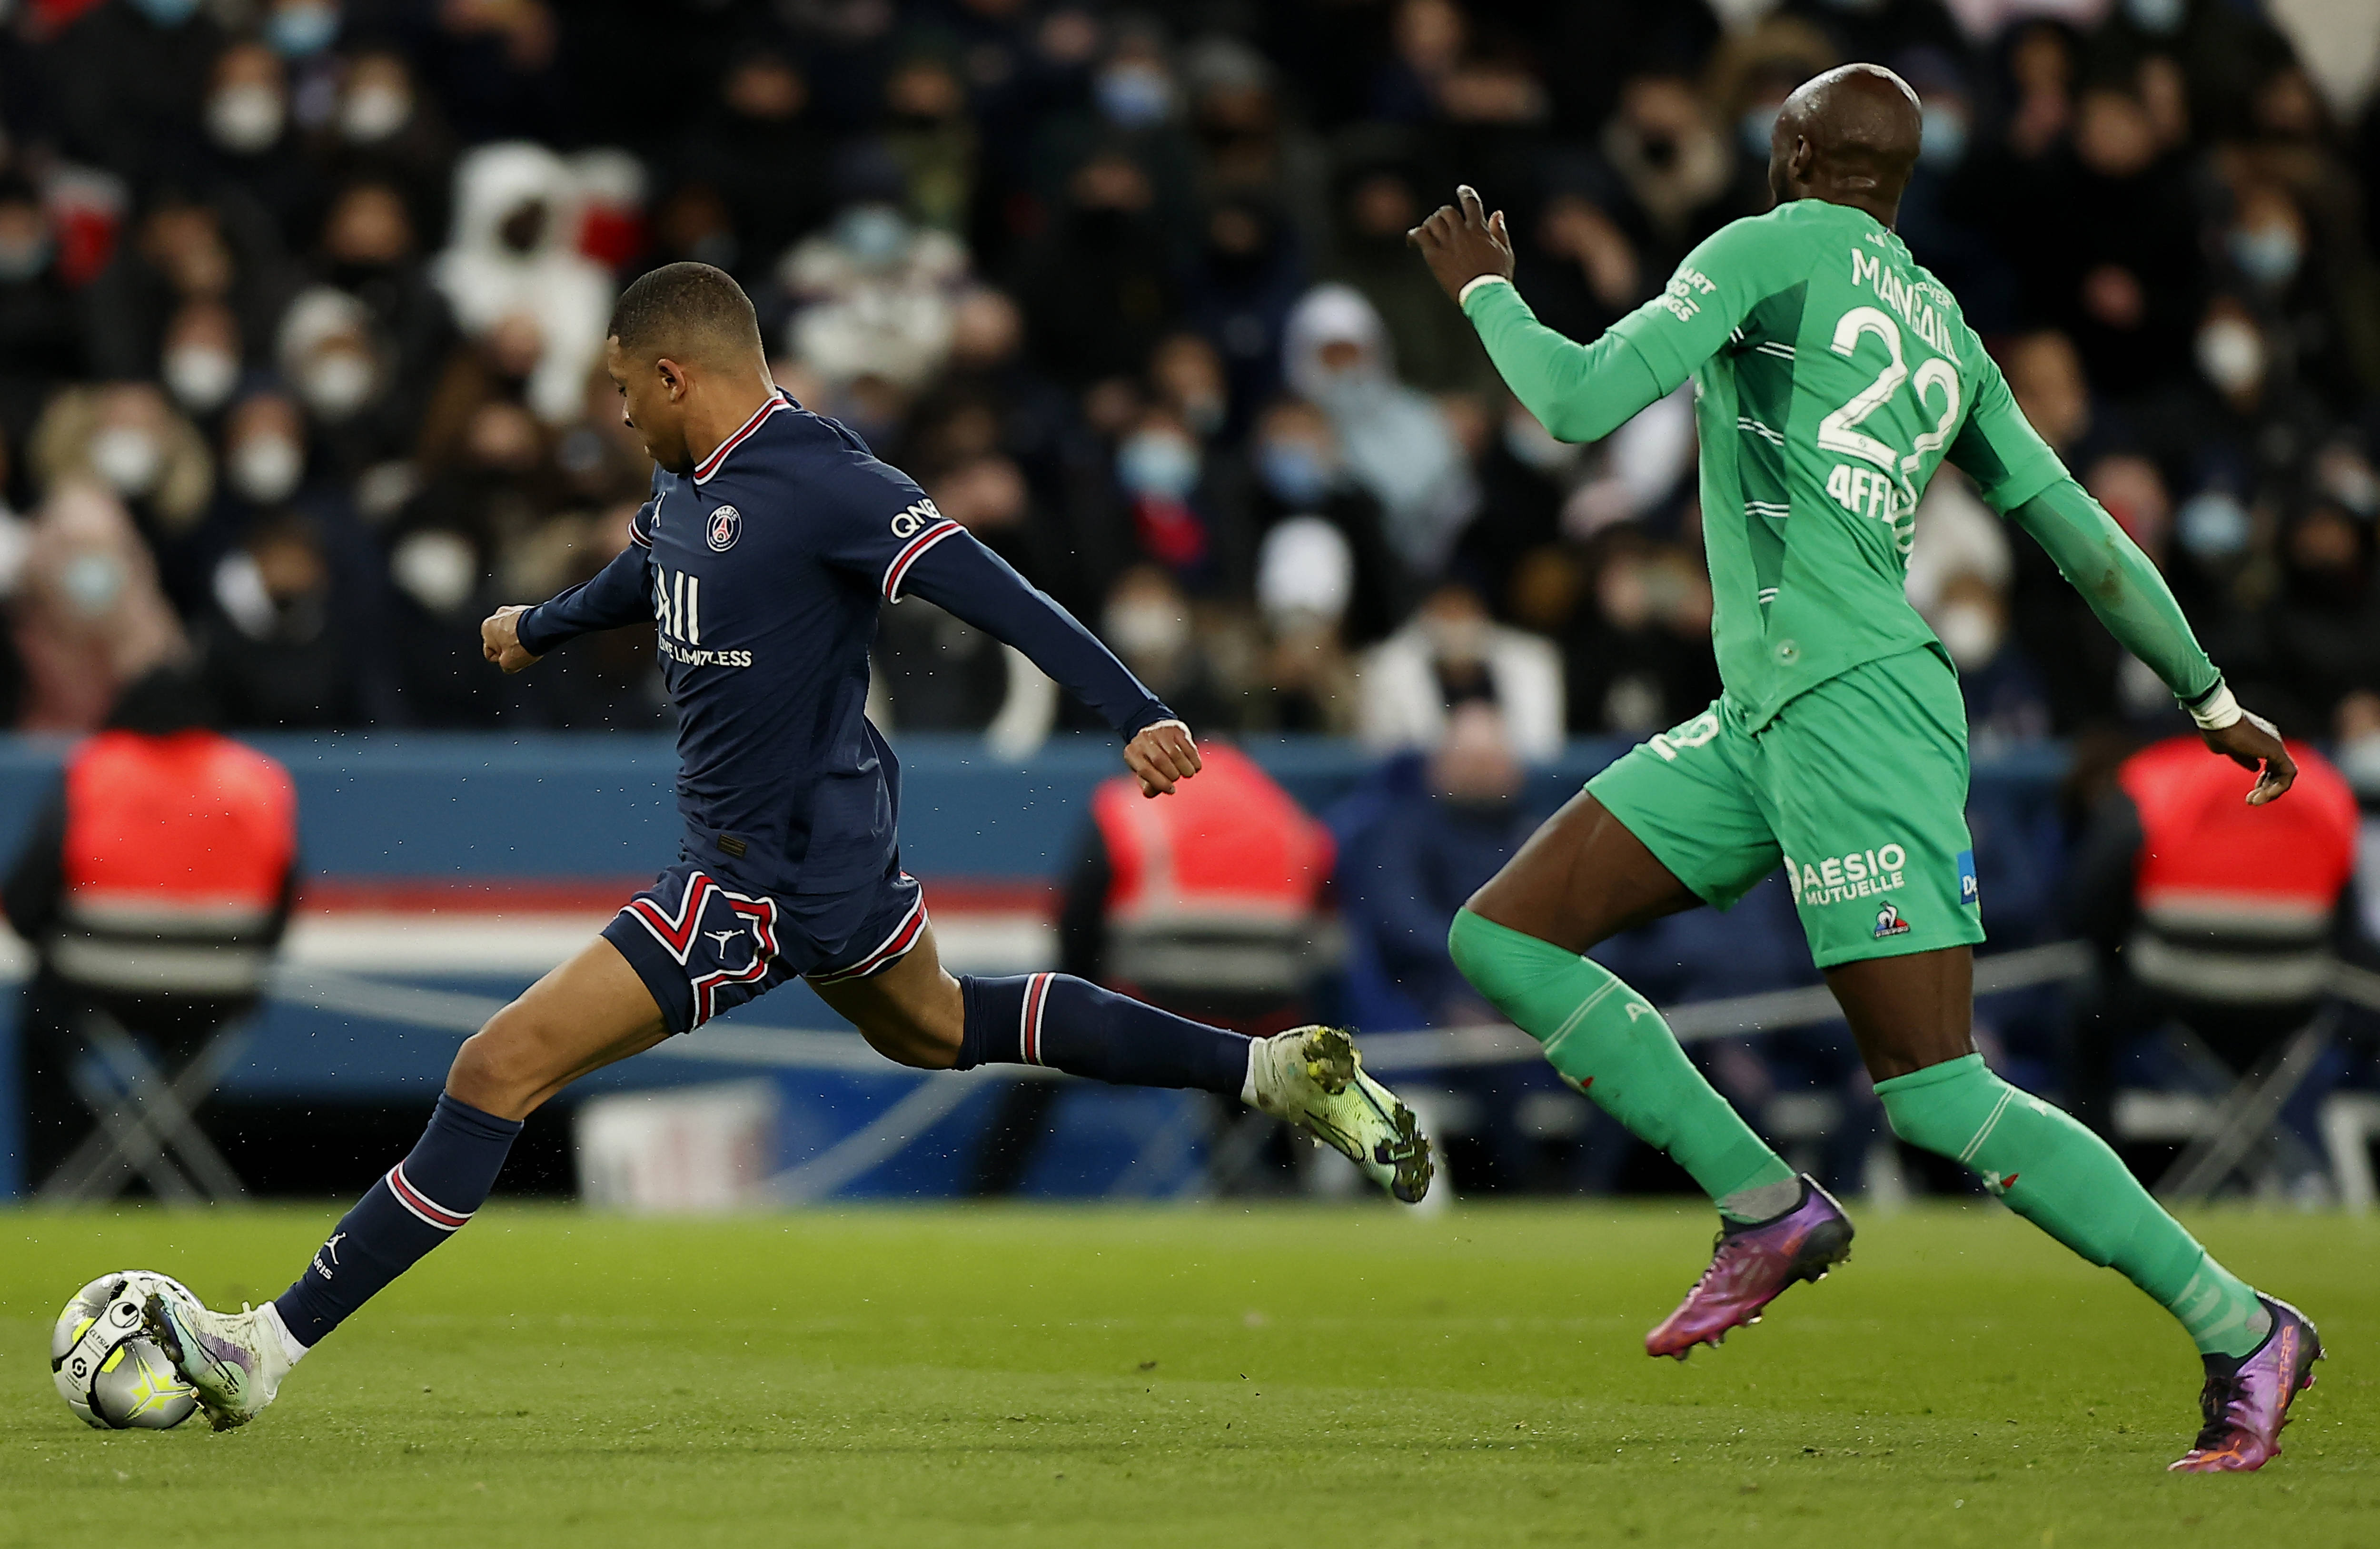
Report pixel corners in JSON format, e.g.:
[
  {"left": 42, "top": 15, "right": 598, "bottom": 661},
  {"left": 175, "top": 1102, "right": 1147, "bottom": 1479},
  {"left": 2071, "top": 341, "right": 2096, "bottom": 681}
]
[{"left": 51, "top": 1272, "right": 201, "bottom": 1431}]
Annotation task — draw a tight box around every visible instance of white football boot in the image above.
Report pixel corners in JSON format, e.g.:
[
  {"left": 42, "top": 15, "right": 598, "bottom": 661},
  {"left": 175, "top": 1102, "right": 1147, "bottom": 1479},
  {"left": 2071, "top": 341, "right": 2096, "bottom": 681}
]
[
  {"left": 143, "top": 1286, "right": 297, "bottom": 1431},
  {"left": 1247, "top": 1026, "right": 1433, "bottom": 1203}
]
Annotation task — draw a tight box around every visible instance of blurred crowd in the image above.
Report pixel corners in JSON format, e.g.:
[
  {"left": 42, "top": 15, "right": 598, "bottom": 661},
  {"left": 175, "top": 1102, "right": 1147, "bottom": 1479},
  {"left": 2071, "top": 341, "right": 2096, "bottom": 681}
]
[{"left": 0, "top": 0, "right": 2374, "bottom": 751}]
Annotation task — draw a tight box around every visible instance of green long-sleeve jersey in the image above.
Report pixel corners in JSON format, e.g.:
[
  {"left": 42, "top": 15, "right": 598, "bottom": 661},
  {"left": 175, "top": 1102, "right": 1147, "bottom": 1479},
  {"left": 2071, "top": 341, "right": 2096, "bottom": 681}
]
[{"left": 1462, "top": 197, "right": 2222, "bottom": 731}]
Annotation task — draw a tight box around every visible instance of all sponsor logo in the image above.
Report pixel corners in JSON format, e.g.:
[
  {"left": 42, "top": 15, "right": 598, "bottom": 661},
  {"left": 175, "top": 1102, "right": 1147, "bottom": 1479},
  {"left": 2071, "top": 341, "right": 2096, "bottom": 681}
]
[
  {"left": 706, "top": 504, "right": 742, "bottom": 551},
  {"left": 1956, "top": 848, "right": 1979, "bottom": 906},
  {"left": 1873, "top": 901, "right": 1912, "bottom": 938},
  {"left": 1785, "top": 842, "right": 1907, "bottom": 907}
]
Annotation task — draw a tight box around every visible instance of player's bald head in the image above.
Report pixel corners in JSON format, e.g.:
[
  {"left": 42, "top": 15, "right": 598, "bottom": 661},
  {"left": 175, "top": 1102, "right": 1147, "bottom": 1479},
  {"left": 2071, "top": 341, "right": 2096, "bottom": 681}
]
[
  {"left": 607, "top": 260, "right": 765, "bottom": 368},
  {"left": 1770, "top": 63, "right": 1924, "bottom": 217}
]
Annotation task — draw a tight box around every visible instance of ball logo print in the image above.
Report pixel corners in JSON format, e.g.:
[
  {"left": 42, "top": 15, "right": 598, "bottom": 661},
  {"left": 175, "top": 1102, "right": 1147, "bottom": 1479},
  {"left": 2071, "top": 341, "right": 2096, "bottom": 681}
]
[{"left": 706, "top": 505, "right": 741, "bottom": 552}]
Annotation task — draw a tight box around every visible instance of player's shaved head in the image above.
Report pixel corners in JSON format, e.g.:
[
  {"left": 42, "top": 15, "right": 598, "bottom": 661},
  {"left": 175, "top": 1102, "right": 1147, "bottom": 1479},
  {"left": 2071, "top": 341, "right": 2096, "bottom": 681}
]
[
  {"left": 1769, "top": 63, "right": 1924, "bottom": 224},
  {"left": 604, "top": 261, "right": 779, "bottom": 477},
  {"left": 607, "top": 260, "right": 765, "bottom": 367}
]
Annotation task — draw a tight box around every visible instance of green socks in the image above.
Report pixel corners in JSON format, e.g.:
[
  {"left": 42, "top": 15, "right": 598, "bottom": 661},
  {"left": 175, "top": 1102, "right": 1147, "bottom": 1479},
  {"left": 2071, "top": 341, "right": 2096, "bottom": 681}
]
[
  {"left": 1448, "top": 909, "right": 1798, "bottom": 1220},
  {"left": 1875, "top": 1054, "right": 2270, "bottom": 1358}
]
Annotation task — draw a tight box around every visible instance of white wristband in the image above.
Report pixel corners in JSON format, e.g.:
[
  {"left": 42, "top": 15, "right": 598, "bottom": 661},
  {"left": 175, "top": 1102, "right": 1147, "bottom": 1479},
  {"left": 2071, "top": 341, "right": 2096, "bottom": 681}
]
[
  {"left": 2188, "top": 683, "right": 2241, "bottom": 731},
  {"left": 1457, "top": 275, "right": 1512, "bottom": 308}
]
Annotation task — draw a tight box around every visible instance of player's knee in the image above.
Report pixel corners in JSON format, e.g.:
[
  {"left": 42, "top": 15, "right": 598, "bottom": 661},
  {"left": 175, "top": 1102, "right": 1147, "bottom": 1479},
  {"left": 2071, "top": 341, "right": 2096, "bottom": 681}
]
[
  {"left": 447, "top": 1005, "right": 563, "bottom": 1114},
  {"left": 858, "top": 1011, "right": 961, "bottom": 1071}
]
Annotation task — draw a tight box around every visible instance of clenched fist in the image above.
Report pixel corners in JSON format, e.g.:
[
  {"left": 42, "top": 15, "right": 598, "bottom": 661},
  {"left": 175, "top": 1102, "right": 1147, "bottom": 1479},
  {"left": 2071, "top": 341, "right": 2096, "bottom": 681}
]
[
  {"left": 481, "top": 604, "right": 542, "bottom": 674},
  {"left": 1125, "top": 718, "right": 1202, "bottom": 798}
]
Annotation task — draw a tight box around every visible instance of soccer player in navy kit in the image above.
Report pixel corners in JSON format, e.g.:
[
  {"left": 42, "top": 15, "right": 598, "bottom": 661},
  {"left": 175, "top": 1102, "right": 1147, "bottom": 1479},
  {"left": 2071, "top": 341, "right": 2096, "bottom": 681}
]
[{"left": 145, "top": 264, "right": 1432, "bottom": 1430}]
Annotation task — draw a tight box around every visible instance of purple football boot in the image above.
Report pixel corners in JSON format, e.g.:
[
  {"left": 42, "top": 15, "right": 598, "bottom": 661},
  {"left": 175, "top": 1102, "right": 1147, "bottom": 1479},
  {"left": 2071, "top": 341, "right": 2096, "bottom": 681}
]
[
  {"left": 2167, "top": 1295, "right": 2322, "bottom": 1473},
  {"left": 1646, "top": 1175, "right": 1853, "bottom": 1360}
]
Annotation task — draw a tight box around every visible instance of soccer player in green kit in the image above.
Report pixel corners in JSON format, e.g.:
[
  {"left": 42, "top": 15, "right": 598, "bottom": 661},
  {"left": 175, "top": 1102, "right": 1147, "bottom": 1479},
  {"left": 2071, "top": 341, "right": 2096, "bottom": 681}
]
[{"left": 1409, "top": 63, "right": 2318, "bottom": 1473}]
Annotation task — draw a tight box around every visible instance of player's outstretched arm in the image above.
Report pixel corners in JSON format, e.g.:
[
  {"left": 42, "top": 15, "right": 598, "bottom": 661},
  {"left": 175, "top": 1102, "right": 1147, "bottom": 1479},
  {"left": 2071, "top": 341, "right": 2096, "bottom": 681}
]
[
  {"left": 1408, "top": 185, "right": 1668, "bottom": 444},
  {"left": 899, "top": 533, "right": 1194, "bottom": 795},
  {"left": 2006, "top": 478, "right": 2293, "bottom": 803},
  {"left": 485, "top": 525, "right": 656, "bottom": 673}
]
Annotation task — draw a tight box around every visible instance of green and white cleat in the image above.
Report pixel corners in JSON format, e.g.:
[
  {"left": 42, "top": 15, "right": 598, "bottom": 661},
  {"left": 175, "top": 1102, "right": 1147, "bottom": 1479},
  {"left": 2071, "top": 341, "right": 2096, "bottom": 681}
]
[
  {"left": 1249, "top": 1026, "right": 1433, "bottom": 1203},
  {"left": 142, "top": 1287, "right": 296, "bottom": 1431}
]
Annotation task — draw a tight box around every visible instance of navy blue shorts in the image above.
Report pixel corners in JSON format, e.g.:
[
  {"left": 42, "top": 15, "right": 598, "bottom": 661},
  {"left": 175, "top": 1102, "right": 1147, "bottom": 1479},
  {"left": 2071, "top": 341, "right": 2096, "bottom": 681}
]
[{"left": 601, "top": 862, "right": 928, "bottom": 1035}]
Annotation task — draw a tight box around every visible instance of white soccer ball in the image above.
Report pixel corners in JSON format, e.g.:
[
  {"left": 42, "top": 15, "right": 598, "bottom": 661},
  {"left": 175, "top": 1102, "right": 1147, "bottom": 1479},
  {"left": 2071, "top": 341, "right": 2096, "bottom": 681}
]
[{"left": 51, "top": 1272, "right": 201, "bottom": 1431}]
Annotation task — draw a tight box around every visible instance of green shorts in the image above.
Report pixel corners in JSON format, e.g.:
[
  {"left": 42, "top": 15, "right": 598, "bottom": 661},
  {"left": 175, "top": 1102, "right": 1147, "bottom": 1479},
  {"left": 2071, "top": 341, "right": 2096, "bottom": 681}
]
[{"left": 1587, "top": 646, "right": 1984, "bottom": 969}]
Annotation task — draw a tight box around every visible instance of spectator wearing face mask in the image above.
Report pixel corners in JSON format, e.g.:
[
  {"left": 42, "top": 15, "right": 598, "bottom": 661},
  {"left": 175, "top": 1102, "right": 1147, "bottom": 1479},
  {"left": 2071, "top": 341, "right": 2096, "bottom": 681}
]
[
  {"left": 1090, "top": 564, "right": 1234, "bottom": 734},
  {"left": 158, "top": 300, "right": 246, "bottom": 424},
  {"left": 2133, "top": 296, "right": 2335, "bottom": 581},
  {"left": 382, "top": 516, "right": 501, "bottom": 727},
  {"left": 1216, "top": 397, "right": 1409, "bottom": 645},
  {"left": 1359, "top": 580, "right": 1562, "bottom": 760},
  {"left": 275, "top": 285, "right": 402, "bottom": 482},
  {"left": 27, "top": 385, "right": 215, "bottom": 602},
  {"left": 1112, "top": 408, "right": 1216, "bottom": 585},
  {"left": 1597, "top": 73, "right": 1733, "bottom": 268},
  {"left": 199, "top": 40, "right": 326, "bottom": 245},
  {"left": 79, "top": 199, "right": 260, "bottom": 394},
  {"left": 217, "top": 391, "right": 313, "bottom": 517},
  {"left": 1282, "top": 283, "right": 1477, "bottom": 580},
  {"left": 0, "top": 179, "right": 84, "bottom": 441},
  {"left": 317, "top": 50, "right": 458, "bottom": 244},
  {"left": 12, "top": 480, "right": 187, "bottom": 733},
  {"left": 431, "top": 142, "right": 612, "bottom": 425},
  {"left": 311, "top": 183, "right": 456, "bottom": 472},
  {"left": 2218, "top": 180, "right": 2379, "bottom": 409},
  {"left": 1249, "top": 515, "right": 1360, "bottom": 735},
  {"left": 198, "top": 510, "right": 363, "bottom": 728}
]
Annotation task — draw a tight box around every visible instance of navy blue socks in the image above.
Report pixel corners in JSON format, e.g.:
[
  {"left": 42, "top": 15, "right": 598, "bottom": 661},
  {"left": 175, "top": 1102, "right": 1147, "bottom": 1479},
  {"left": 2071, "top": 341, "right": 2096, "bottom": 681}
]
[
  {"left": 956, "top": 973, "right": 1252, "bottom": 1094},
  {"left": 274, "top": 1094, "right": 523, "bottom": 1348}
]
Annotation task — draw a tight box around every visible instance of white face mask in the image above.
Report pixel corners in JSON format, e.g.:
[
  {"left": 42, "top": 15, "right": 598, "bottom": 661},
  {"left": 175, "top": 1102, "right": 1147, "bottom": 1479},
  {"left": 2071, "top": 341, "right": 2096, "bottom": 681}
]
[
  {"left": 61, "top": 551, "right": 126, "bottom": 618},
  {"left": 340, "top": 83, "right": 412, "bottom": 143},
  {"left": 229, "top": 435, "right": 304, "bottom": 503},
  {"left": 391, "top": 529, "right": 478, "bottom": 615},
  {"left": 299, "top": 351, "right": 376, "bottom": 420},
  {"left": 1102, "top": 598, "right": 1189, "bottom": 662},
  {"left": 163, "top": 344, "right": 238, "bottom": 413},
  {"left": 2196, "top": 317, "right": 2265, "bottom": 396},
  {"left": 207, "top": 84, "right": 287, "bottom": 153},
  {"left": 89, "top": 426, "right": 163, "bottom": 495},
  {"left": 1934, "top": 601, "right": 2004, "bottom": 670}
]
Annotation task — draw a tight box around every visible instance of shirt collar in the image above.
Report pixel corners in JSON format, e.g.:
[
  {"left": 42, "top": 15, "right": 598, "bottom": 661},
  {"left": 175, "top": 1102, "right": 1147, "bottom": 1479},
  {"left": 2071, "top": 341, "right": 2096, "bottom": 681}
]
[{"left": 692, "top": 391, "right": 793, "bottom": 485}]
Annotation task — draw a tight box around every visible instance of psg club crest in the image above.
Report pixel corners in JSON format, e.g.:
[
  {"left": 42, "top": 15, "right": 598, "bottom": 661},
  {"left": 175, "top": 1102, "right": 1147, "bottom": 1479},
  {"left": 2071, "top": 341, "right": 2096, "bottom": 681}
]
[{"left": 706, "top": 505, "right": 742, "bottom": 552}]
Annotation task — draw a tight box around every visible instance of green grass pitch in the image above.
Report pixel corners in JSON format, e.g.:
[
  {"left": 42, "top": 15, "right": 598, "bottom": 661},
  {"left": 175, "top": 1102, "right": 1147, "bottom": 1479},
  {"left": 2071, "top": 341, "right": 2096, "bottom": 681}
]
[{"left": 0, "top": 1203, "right": 2372, "bottom": 1547}]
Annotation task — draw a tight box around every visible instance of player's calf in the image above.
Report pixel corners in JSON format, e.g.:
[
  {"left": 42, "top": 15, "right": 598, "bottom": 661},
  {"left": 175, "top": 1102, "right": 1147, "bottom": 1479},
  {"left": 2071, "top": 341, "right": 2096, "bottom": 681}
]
[{"left": 947, "top": 974, "right": 1431, "bottom": 1201}]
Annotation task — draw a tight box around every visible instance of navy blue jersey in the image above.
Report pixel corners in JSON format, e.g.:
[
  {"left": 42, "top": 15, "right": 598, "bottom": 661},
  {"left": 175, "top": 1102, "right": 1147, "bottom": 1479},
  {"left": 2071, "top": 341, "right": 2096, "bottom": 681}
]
[{"left": 518, "top": 393, "right": 1172, "bottom": 898}]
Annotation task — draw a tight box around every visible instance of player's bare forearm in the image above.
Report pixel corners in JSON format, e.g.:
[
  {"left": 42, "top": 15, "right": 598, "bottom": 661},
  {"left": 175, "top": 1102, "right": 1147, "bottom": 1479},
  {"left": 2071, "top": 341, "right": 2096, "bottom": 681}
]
[
  {"left": 1125, "top": 719, "right": 1201, "bottom": 798},
  {"left": 481, "top": 605, "right": 542, "bottom": 674}
]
